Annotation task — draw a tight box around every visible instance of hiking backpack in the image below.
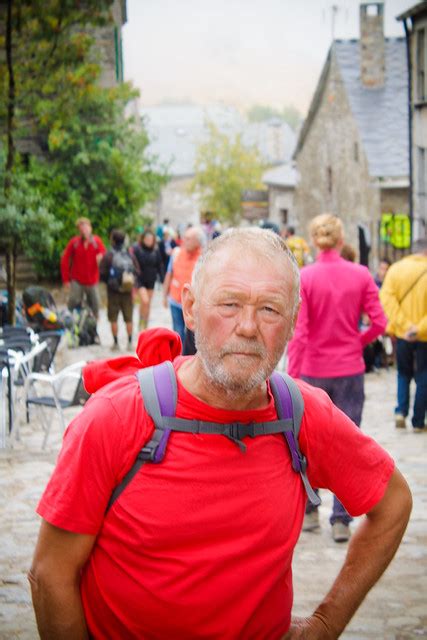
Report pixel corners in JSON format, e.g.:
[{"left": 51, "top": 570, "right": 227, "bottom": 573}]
[
  {"left": 107, "top": 361, "right": 320, "bottom": 511},
  {"left": 108, "top": 249, "right": 135, "bottom": 293}
]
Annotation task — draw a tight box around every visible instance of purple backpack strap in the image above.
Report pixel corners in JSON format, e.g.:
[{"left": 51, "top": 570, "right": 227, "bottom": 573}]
[
  {"left": 105, "top": 362, "right": 177, "bottom": 512},
  {"left": 270, "top": 372, "right": 321, "bottom": 506}
]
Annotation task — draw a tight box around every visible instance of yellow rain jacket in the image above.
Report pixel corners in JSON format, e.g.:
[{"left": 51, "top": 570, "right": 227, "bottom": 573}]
[{"left": 380, "top": 254, "right": 427, "bottom": 341}]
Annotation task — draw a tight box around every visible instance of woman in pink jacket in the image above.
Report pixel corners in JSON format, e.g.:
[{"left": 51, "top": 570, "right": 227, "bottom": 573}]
[{"left": 287, "top": 214, "right": 387, "bottom": 542}]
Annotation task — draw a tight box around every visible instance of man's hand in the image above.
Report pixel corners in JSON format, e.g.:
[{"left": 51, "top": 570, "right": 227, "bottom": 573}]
[
  {"left": 283, "top": 469, "right": 411, "bottom": 639},
  {"left": 282, "top": 615, "right": 331, "bottom": 639},
  {"left": 404, "top": 325, "right": 418, "bottom": 342}
]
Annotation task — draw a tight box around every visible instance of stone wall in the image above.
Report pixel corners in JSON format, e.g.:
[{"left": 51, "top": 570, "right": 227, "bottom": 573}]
[
  {"left": 267, "top": 187, "right": 296, "bottom": 230},
  {"left": 294, "top": 52, "right": 380, "bottom": 254},
  {"left": 411, "top": 12, "right": 427, "bottom": 231},
  {"left": 142, "top": 177, "right": 201, "bottom": 232}
]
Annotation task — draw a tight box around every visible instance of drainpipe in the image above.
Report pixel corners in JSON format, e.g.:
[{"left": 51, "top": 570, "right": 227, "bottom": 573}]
[{"left": 402, "top": 17, "right": 414, "bottom": 249}]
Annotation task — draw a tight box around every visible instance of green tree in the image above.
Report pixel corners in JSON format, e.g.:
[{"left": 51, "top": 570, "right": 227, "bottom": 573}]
[
  {"left": 0, "top": 0, "right": 166, "bottom": 323},
  {"left": 33, "top": 81, "right": 167, "bottom": 277},
  {"left": 191, "top": 122, "right": 265, "bottom": 225}
]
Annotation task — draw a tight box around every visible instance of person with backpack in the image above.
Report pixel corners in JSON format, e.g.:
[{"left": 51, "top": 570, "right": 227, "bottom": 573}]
[
  {"left": 30, "top": 228, "right": 411, "bottom": 640},
  {"left": 133, "top": 230, "right": 165, "bottom": 330},
  {"left": 99, "top": 230, "right": 137, "bottom": 351},
  {"left": 60, "top": 217, "right": 106, "bottom": 319}
]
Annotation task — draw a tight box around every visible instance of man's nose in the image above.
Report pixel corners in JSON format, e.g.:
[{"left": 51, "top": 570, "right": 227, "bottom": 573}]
[{"left": 235, "top": 306, "right": 258, "bottom": 337}]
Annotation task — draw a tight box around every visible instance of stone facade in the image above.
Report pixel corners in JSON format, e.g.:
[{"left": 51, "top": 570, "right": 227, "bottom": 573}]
[
  {"left": 267, "top": 187, "right": 295, "bottom": 228},
  {"left": 294, "top": 52, "right": 380, "bottom": 253},
  {"left": 408, "top": 5, "right": 427, "bottom": 235},
  {"left": 143, "top": 177, "right": 202, "bottom": 232}
]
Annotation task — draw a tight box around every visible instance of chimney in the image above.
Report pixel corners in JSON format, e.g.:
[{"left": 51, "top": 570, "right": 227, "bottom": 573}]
[{"left": 359, "top": 3, "right": 385, "bottom": 87}]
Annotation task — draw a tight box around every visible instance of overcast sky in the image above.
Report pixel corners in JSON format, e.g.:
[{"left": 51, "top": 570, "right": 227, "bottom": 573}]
[{"left": 122, "top": 0, "right": 414, "bottom": 115}]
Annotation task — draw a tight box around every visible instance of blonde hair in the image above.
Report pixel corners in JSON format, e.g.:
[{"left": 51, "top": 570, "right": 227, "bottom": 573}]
[
  {"left": 76, "top": 217, "right": 91, "bottom": 228},
  {"left": 309, "top": 214, "right": 344, "bottom": 250}
]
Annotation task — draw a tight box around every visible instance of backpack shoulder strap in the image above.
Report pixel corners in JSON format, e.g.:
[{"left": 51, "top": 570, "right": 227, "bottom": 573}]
[
  {"left": 270, "top": 372, "right": 321, "bottom": 506},
  {"left": 105, "top": 361, "right": 177, "bottom": 512}
]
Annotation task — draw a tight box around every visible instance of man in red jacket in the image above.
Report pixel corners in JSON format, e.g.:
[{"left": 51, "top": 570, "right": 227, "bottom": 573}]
[{"left": 60, "top": 217, "right": 106, "bottom": 318}]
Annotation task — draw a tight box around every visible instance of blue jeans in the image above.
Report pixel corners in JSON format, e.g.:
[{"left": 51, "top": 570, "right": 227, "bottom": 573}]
[
  {"left": 301, "top": 374, "right": 365, "bottom": 526},
  {"left": 396, "top": 338, "right": 427, "bottom": 428},
  {"left": 169, "top": 303, "right": 185, "bottom": 348}
]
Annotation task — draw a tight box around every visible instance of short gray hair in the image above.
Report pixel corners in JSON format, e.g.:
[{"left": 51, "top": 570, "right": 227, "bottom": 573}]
[{"left": 192, "top": 227, "right": 301, "bottom": 317}]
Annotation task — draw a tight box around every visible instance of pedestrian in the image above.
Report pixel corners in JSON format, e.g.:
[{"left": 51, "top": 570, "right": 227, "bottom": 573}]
[
  {"left": 374, "top": 257, "right": 391, "bottom": 289},
  {"left": 163, "top": 226, "right": 204, "bottom": 346},
  {"left": 283, "top": 225, "right": 311, "bottom": 267},
  {"left": 99, "top": 230, "right": 136, "bottom": 351},
  {"left": 30, "top": 228, "right": 411, "bottom": 640},
  {"left": 380, "top": 237, "right": 427, "bottom": 431},
  {"left": 158, "top": 226, "right": 177, "bottom": 272},
  {"left": 60, "top": 217, "right": 106, "bottom": 319},
  {"left": 287, "top": 213, "right": 387, "bottom": 542},
  {"left": 133, "top": 230, "right": 164, "bottom": 330}
]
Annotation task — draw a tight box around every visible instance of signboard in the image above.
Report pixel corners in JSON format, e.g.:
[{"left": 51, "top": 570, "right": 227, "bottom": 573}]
[{"left": 241, "top": 189, "right": 269, "bottom": 221}]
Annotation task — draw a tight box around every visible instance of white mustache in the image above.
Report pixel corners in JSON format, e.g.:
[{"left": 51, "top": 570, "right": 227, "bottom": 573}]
[{"left": 220, "top": 343, "right": 265, "bottom": 357}]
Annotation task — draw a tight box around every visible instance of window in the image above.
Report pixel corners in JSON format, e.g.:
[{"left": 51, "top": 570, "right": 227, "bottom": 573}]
[
  {"left": 327, "top": 167, "right": 333, "bottom": 194},
  {"left": 280, "top": 209, "right": 288, "bottom": 225},
  {"left": 416, "top": 28, "right": 426, "bottom": 102},
  {"left": 417, "top": 147, "right": 426, "bottom": 219},
  {"left": 114, "top": 27, "right": 124, "bottom": 83},
  {"left": 354, "top": 142, "right": 359, "bottom": 162}
]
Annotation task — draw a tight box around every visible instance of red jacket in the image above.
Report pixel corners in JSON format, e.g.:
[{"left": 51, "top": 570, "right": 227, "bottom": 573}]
[{"left": 61, "top": 235, "right": 106, "bottom": 286}]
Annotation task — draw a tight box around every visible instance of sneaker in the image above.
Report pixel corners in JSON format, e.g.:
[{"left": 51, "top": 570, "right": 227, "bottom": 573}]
[
  {"left": 332, "top": 522, "right": 350, "bottom": 543},
  {"left": 111, "top": 342, "right": 119, "bottom": 352},
  {"left": 395, "top": 414, "right": 406, "bottom": 429},
  {"left": 413, "top": 425, "right": 425, "bottom": 433},
  {"left": 302, "top": 510, "right": 320, "bottom": 532}
]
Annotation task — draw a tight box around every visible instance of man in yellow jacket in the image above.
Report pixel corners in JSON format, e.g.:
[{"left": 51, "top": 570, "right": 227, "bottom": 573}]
[{"left": 380, "top": 237, "right": 427, "bottom": 431}]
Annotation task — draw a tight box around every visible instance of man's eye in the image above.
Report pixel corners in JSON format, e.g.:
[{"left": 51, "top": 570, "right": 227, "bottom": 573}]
[{"left": 263, "top": 306, "right": 278, "bottom": 314}]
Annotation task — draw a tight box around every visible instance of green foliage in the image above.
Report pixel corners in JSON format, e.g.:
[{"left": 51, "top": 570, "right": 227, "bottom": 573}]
[
  {"left": 247, "top": 103, "right": 303, "bottom": 131},
  {"left": 0, "top": 157, "right": 63, "bottom": 265},
  {"left": 0, "top": 0, "right": 167, "bottom": 286},
  {"left": 191, "top": 122, "right": 265, "bottom": 225}
]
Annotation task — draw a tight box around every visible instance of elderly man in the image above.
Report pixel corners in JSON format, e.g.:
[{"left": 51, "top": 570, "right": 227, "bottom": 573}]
[
  {"left": 30, "top": 228, "right": 411, "bottom": 639},
  {"left": 163, "top": 225, "right": 205, "bottom": 346}
]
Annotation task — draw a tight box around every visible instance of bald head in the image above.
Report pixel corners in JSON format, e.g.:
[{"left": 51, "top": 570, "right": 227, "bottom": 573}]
[
  {"left": 192, "top": 227, "right": 301, "bottom": 318},
  {"left": 183, "top": 226, "right": 206, "bottom": 253}
]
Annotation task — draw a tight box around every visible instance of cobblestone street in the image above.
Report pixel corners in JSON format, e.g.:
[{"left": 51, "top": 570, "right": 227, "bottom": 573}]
[{"left": 1, "top": 288, "right": 426, "bottom": 639}]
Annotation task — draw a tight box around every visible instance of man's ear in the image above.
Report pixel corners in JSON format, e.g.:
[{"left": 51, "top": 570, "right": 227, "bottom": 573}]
[
  {"left": 182, "top": 284, "right": 196, "bottom": 331},
  {"left": 287, "top": 300, "right": 301, "bottom": 341}
]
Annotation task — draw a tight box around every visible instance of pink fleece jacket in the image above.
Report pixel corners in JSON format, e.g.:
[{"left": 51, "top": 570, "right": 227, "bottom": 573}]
[{"left": 287, "top": 250, "right": 387, "bottom": 378}]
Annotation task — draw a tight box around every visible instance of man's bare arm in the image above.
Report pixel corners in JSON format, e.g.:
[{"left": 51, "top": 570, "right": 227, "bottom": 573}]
[
  {"left": 29, "top": 520, "right": 96, "bottom": 639},
  {"left": 284, "top": 467, "right": 412, "bottom": 639},
  {"left": 163, "top": 271, "right": 172, "bottom": 308}
]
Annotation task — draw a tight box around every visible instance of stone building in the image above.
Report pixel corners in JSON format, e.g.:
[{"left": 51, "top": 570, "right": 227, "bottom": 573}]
[
  {"left": 261, "top": 164, "right": 297, "bottom": 229},
  {"left": 293, "top": 2, "right": 409, "bottom": 261},
  {"left": 398, "top": 1, "right": 427, "bottom": 240}
]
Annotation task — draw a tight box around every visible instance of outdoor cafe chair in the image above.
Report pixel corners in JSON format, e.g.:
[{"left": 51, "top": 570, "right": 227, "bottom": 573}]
[{"left": 24, "top": 360, "right": 89, "bottom": 449}]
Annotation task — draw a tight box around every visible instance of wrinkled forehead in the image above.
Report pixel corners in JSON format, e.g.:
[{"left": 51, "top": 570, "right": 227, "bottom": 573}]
[{"left": 201, "top": 242, "right": 292, "bottom": 286}]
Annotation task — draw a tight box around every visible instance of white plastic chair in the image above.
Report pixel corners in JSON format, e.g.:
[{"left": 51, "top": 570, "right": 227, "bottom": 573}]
[{"left": 23, "top": 360, "right": 88, "bottom": 449}]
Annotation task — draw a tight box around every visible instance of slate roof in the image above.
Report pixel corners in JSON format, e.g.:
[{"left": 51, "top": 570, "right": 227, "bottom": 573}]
[
  {"left": 295, "top": 37, "right": 409, "bottom": 180},
  {"left": 334, "top": 38, "right": 408, "bottom": 178},
  {"left": 140, "top": 104, "right": 296, "bottom": 177},
  {"left": 262, "top": 163, "right": 297, "bottom": 188}
]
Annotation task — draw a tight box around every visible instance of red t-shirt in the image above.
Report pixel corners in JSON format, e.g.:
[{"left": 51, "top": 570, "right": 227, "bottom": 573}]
[
  {"left": 60, "top": 235, "right": 106, "bottom": 286},
  {"left": 37, "top": 358, "right": 394, "bottom": 639}
]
